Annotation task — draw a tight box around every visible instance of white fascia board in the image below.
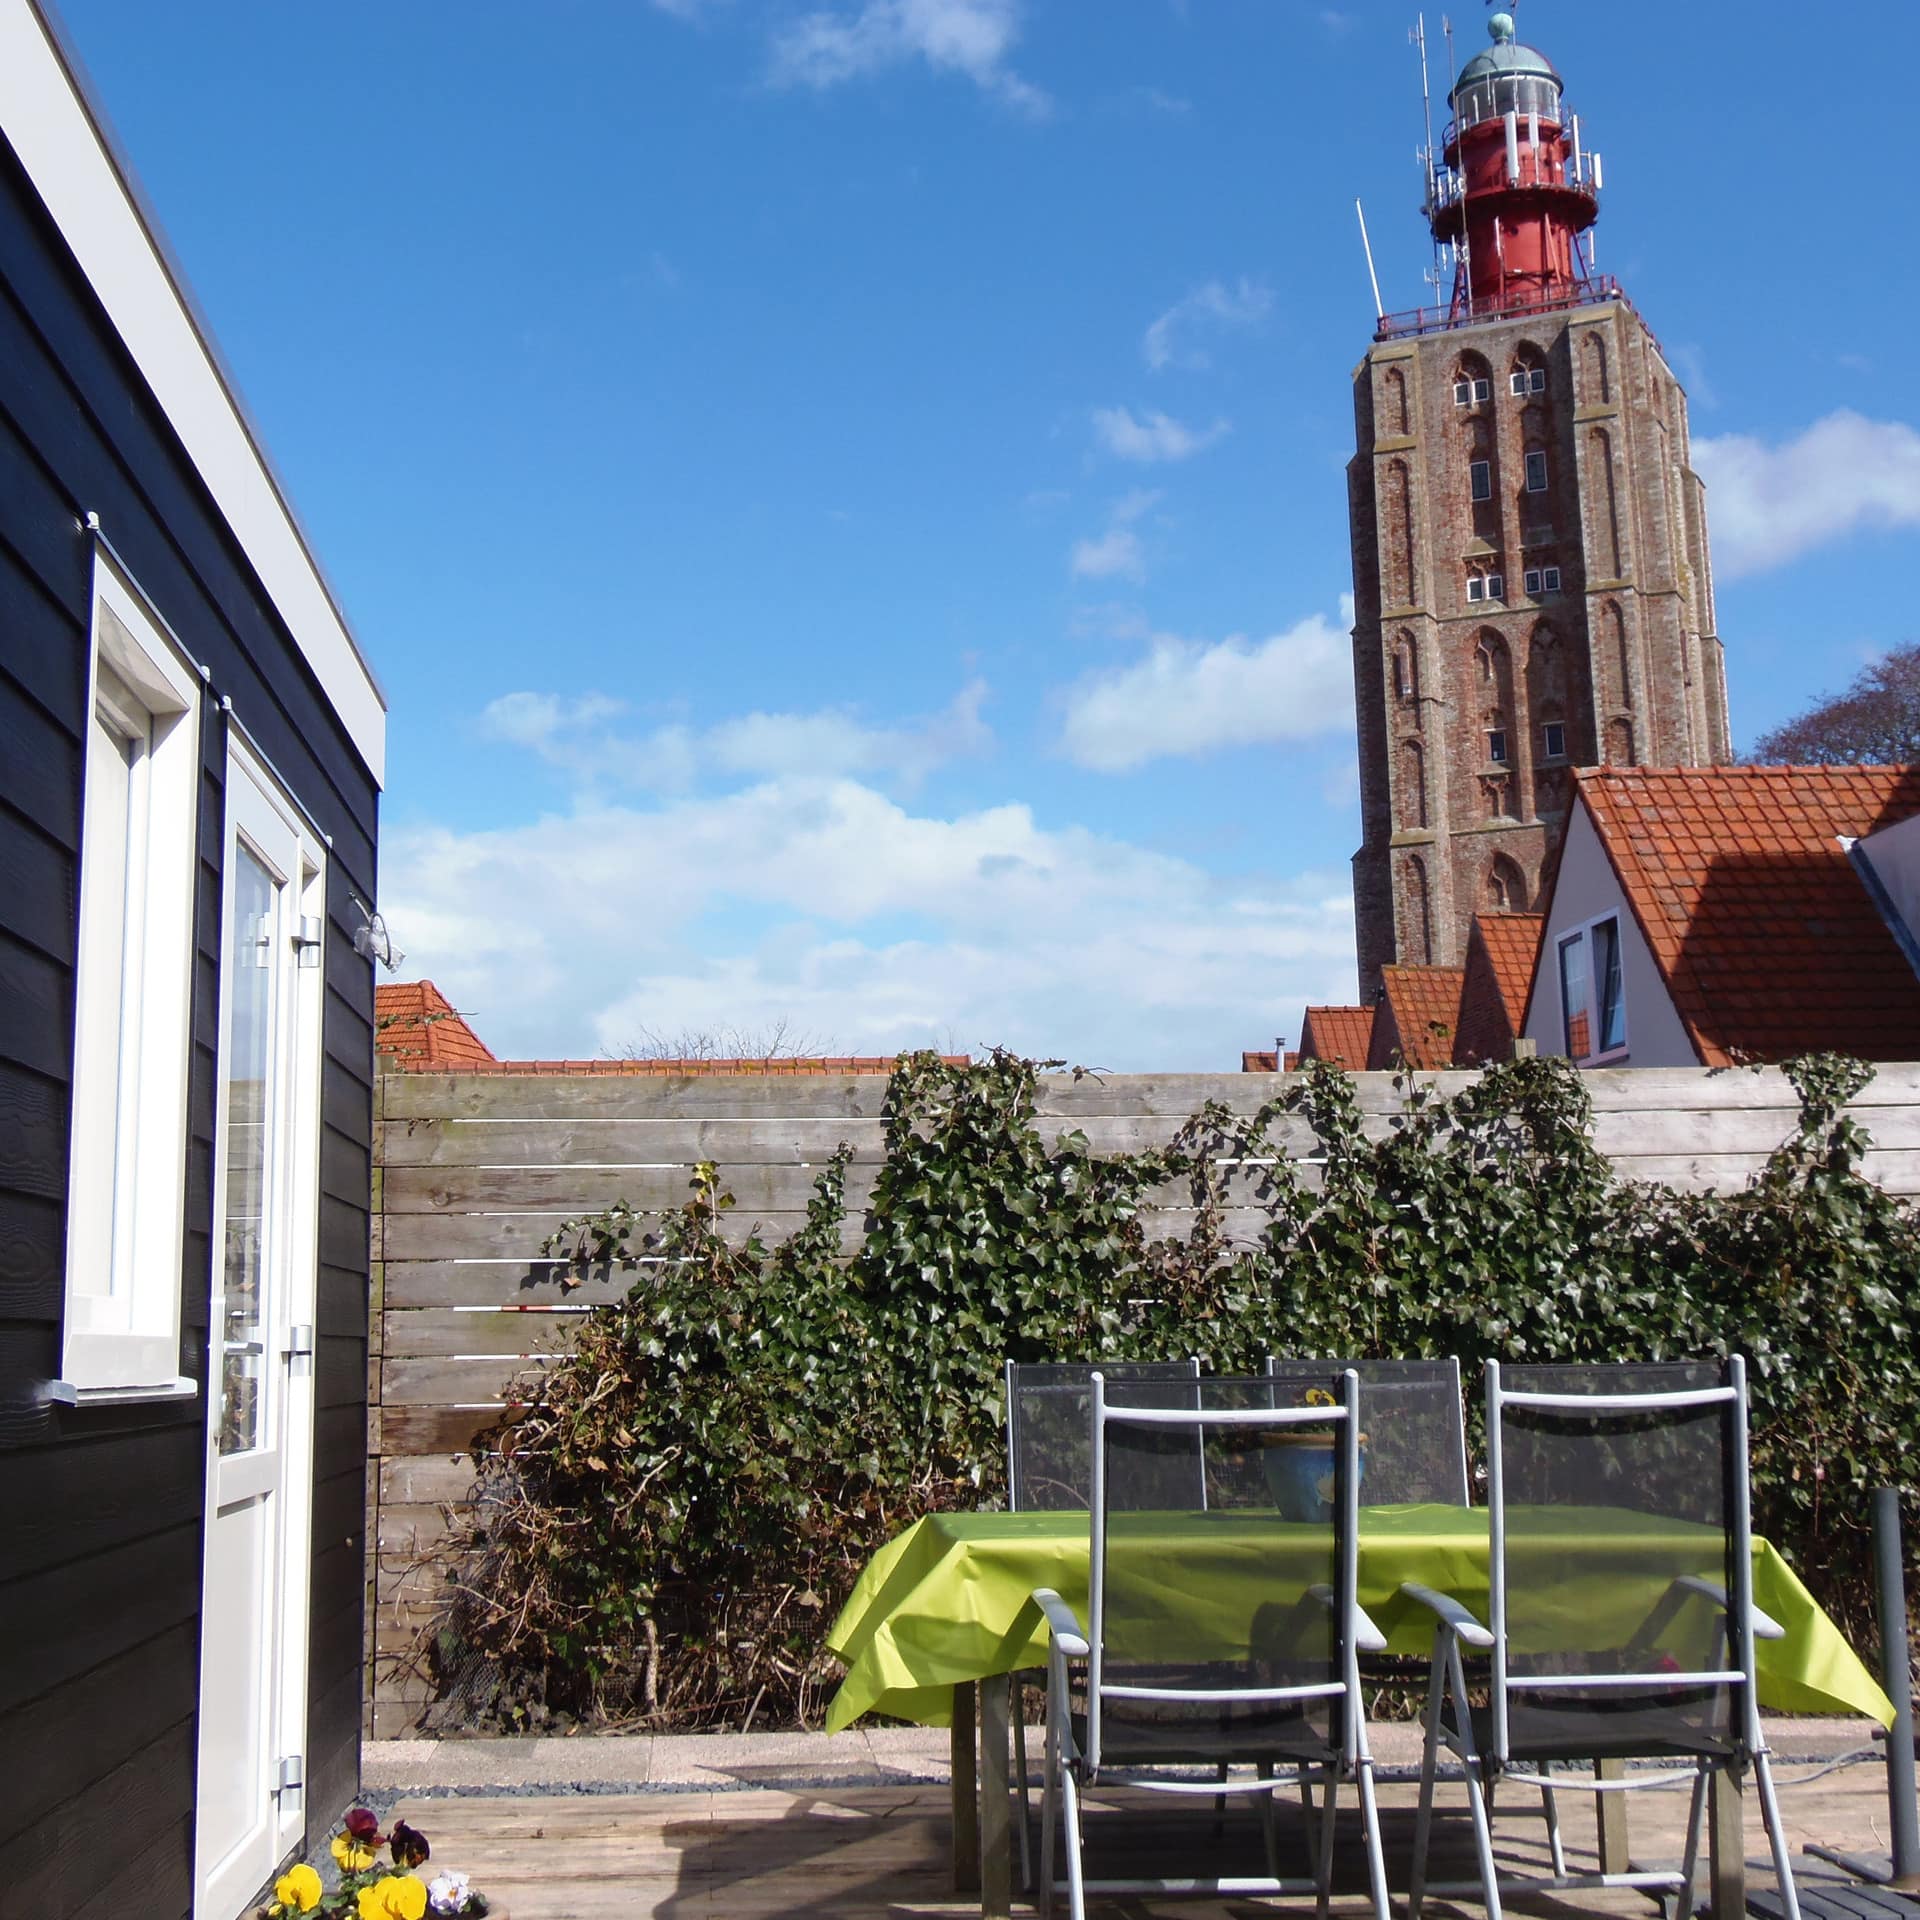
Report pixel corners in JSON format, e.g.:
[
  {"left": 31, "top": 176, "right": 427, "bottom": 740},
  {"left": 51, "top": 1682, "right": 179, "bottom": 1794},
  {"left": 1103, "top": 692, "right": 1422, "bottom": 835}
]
[{"left": 2, "top": 0, "right": 386, "bottom": 786}]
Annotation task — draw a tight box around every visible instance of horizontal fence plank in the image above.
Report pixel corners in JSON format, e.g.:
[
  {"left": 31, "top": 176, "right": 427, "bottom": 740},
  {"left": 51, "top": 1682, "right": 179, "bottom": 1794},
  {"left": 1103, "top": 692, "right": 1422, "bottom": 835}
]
[
  {"left": 380, "top": 1452, "right": 483, "bottom": 1505},
  {"left": 383, "top": 1354, "right": 551, "bottom": 1407},
  {"left": 384, "top": 1306, "right": 598, "bottom": 1357},
  {"left": 380, "top": 1161, "right": 881, "bottom": 1216},
  {"left": 382, "top": 1261, "right": 641, "bottom": 1310},
  {"left": 379, "top": 1405, "right": 515, "bottom": 1455}
]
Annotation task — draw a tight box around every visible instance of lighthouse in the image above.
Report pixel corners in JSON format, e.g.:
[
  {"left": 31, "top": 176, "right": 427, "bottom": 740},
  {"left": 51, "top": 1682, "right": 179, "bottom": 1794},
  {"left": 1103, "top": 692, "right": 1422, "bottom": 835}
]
[{"left": 1346, "top": 8, "right": 1732, "bottom": 998}]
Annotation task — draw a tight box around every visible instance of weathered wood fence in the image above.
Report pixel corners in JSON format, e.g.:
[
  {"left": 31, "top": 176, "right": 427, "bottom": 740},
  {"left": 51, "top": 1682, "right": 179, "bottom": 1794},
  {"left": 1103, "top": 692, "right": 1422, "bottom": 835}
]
[{"left": 367, "top": 1061, "right": 1920, "bottom": 1733}]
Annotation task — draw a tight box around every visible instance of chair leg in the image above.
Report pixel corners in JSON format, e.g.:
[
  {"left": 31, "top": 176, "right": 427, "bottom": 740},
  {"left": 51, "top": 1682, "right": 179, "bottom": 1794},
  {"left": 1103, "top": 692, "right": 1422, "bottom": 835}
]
[
  {"left": 1039, "top": 1694, "right": 1058, "bottom": 1919},
  {"left": 1297, "top": 1767, "right": 1321, "bottom": 1882},
  {"left": 1679, "top": 1757, "right": 1710, "bottom": 1918},
  {"left": 1463, "top": 1756, "right": 1505, "bottom": 1920},
  {"left": 1316, "top": 1761, "right": 1341, "bottom": 1920},
  {"left": 1541, "top": 1766, "right": 1568, "bottom": 1880},
  {"left": 1409, "top": 1626, "right": 1449, "bottom": 1920},
  {"left": 1259, "top": 1762, "right": 1282, "bottom": 1882},
  {"left": 1753, "top": 1750, "right": 1803, "bottom": 1920},
  {"left": 1061, "top": 1766, "right": 1089, "bottom": 1920},
  {"left": 1355, "top": 1752, "right": 1391, "bottom": 1920}
]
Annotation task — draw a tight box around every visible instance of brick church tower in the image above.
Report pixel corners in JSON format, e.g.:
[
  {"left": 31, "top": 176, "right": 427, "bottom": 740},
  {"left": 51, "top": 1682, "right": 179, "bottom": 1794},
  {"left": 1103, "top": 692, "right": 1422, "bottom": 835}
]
[{"left": 1349, "top": 9, "right": 1730, "bottom": 997}]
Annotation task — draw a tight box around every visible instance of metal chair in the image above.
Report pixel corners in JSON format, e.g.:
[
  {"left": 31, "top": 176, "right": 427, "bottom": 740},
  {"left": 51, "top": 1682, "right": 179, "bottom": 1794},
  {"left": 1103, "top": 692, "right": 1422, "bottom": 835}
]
[
  {"left": 1005, "top": 1358, "right": 1204, "bottom": 1513},
  {"left": 1266, "top": 1356, "right": 1470, "bottom": 1506},
  {"left": 1003, "top": 1358, "right": 1203, "bottom": 1887},
  {"left": 1031, "top": 1371, "right": 1391, "bottom": 1920},
  {"left": 1404, "top": 1357, "right": 1802, "bottom": 1920}
]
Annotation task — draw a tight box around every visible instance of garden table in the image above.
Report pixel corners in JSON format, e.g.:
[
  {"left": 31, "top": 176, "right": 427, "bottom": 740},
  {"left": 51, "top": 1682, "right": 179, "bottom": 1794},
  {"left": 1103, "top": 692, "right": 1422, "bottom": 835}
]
[{"left": 825, "top": 1503, "right": 1894, "bottom": 1920}]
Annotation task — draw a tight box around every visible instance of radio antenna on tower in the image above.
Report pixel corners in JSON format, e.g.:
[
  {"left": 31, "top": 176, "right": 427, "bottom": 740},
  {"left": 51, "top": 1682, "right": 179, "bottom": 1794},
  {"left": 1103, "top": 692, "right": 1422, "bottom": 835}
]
[{"left": 1412, "top": 14, "right": 1443, "bottom": 303}]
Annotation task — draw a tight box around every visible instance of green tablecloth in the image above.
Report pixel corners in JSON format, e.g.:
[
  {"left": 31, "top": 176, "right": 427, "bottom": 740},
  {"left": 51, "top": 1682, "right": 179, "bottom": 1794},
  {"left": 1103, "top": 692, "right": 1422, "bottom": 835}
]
[{"left": 823, "top": 1504, "right": 1894, "bottom": 1733}]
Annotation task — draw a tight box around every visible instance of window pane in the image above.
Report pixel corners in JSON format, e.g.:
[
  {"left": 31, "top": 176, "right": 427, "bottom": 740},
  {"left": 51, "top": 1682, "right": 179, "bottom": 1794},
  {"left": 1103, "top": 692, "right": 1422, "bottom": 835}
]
[
  {"left": 1595, "top": 918, "right": 1627, "bottom": 1051},
  {"left": 219, "top": 844, "right": 279, "bottom": 1457},
  {"left": 1488, "top": 730, "right": 1508, "bottom": 764},
  {"left": 1560, "top": 934, "right": 1591, "bottom": 1058},
  {"left": 1470, "top": 460, "right": 1491, "bottom": 501},
  {"left": 1526, "top": 451, "right": 1548, "bottom": 491}
]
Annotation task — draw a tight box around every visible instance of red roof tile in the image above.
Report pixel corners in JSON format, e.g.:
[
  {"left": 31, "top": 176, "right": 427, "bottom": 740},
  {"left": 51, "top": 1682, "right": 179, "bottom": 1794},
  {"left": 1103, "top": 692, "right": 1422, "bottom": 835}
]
[
  {"left": 1241, "top": 1050, "right": 1281, "bottom": 1073},
  {"left": 374, "top": 981, "right": 497, "bottom": 1069},
  {"left": 1368, "top": 966, "right": 1467, "bottom": 1071},
  {"left": 1453, "top": 913, "right": 1544, "bottom": 1065},
  {"left": 1574, "top": 765, "right": 1920, "bottom": 1066},
  {"left": 1297, "top": 1006, "right": 1376, "bottom": 1071}
]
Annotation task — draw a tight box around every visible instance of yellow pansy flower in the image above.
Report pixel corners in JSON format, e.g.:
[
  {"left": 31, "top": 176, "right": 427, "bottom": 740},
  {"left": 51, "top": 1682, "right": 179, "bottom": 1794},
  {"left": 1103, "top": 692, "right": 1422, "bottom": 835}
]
[
  {"left": 332, "top": 1834, "right": 380, "bottom": 1872},
  {"left": 358, "top": 1874, "right": 429, "bottom": 1920},
  {"left": 274, "top": 1864, "right": 323, "bottom": 1913}
]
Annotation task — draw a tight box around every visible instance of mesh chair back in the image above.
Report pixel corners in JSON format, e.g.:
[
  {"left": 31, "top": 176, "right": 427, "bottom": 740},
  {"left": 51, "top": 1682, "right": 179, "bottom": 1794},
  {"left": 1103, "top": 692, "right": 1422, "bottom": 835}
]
[
  {"left": 1004, "top": 1359, "right": 1202, "bottom": 1512},
  {"left": 1489, "top": 1358, "right": 1751, "bottom": 1765},
  {"left": 1086, "top": 1371, "right": 1361, "bottom": 1773},
  {"left": 1267, "top": 1357, "right": 1469, "bottom": 1505}
]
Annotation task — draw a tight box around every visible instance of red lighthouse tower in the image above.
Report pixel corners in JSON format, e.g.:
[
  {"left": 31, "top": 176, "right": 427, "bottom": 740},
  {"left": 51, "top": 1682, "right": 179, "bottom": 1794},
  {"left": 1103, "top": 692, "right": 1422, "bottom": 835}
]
[{"left": 1427, "top": 9, "right": 1600, "bottom": 322}]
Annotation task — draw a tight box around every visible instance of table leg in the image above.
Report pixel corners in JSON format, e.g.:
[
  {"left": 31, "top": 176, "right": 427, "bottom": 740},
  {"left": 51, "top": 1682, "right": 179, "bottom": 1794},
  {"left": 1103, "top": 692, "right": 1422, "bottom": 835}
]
[
  {"left": 980, "top": 1674, "right": 1013, "bottom": 1920},
  {"left": 1595, "top": 1757, "right": 1630, "bottom": 1875},
  {"left": 952, "top": 1680, "right": 979, "bottom": 1892},
  {"left": 1709, "top": 1760, "right": 1745, "bottom": 1920}
]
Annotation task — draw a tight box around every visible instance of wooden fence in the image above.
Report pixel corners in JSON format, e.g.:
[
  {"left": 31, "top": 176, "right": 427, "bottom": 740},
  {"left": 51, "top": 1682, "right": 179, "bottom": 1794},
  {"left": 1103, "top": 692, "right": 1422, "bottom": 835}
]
[{"left": 366, "top": 1061, "right": 1920, "bottom": 1733}]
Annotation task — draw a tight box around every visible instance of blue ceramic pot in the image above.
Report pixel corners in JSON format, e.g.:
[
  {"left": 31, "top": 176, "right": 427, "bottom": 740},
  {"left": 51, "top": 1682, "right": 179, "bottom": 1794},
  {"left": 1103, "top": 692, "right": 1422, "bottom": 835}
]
[{"left": 1262, "top": 1436, "right": 1365, "bottom": 1520}]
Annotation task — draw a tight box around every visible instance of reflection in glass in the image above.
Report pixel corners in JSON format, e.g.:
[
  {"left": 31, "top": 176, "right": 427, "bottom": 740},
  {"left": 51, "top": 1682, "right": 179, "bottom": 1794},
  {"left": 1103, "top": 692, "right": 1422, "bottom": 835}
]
[{"left": 219, "top": 845, "right": 276, "bottom": 1457}]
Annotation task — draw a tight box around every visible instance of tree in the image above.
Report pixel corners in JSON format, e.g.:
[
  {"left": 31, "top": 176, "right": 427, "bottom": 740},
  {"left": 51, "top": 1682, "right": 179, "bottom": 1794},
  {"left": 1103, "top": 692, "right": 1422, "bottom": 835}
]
[{"left": 1750, "top": 643, "right": 1920, "bottom": 766}]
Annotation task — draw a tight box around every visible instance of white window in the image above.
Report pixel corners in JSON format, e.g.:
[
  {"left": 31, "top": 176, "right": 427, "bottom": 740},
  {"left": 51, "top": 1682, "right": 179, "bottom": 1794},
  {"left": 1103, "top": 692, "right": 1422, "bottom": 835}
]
[
  {"left": 1475, "top": 377, "right": 1491, "bottom": 402},
  {"left": 1524, "top": 567, "right": 1542, "bottom": 596},
  {"left": 1558, "top": 915, "right": 1628, "bottom": 1062},
  {"left": 1525, "top": 450, "right": 1549, "bottom": 492},
  {"left": 1470, "top": 459, "right": 1492, "bottom": 501},
  {"left": 1514, "top": 367, "right": 1546, "bottom": 394},
  {"left": 1485, "top": 572, "right": 1505, "bottom": 600},
  {"left": 1510, "top": 371, "right": 1529, "bottom": 397},
  {"left": 1487, "top": 728, "right": 1509, "bottom": 765},
  {"left": 59, "top": 553, "right": 203, "bottom": 1401},
  {"left": 1542, "top": 721, "right": 1567, "bottom": 759},
  {"left": 1466, "top": 575, "right": 1484, "bottom": 603},
  {"left": 1542, "top": 564, "right": 1561, "bottom": 592},
  {"left": 1454, "top": 380, "right": 1472, "bottom": 405}
]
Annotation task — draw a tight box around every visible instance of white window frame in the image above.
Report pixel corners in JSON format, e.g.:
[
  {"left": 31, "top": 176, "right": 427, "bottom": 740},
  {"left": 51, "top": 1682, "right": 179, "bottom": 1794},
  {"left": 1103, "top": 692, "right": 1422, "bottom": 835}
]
[
  {"left": 1470, "top": 458, "right": 1492, "bottom": 502},
  {"left": 1487, "top": 728, "right": 1509, "bottom": 765},
  {"left": 1542, "top": 564, "right": 1561, "bottom": 592},
  {"left": 1485, "top": 572, "right": 1505, "bottom": 601},
  {"left": 1510, "top": 371, "right": 1529, "bottom": 397},
  {"left": 1542, "top": 721, "right": 1567, "bottom": 760},
  {"left": 1525, "top": 449, "right": 1549, "bottom": 493},
  {"left": 1474, "top": 377, "right": 1491, "bottom": 402},
  {"left": 1558, "top": 912, "right": 1630, "bottom": 1064},
  {"left": 58, "top": 551, "right": 204, "bottom": 1402},
  {"left": 1454, "top": 380, "right": 1472, "bottom": 406},
  {"left": 1524, "top": 567, "right": 1542, "bottom": 596}
]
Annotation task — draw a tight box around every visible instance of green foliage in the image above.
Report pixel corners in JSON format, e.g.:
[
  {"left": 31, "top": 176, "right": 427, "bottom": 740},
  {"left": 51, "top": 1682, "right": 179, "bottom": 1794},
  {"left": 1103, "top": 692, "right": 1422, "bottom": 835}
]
[{"left": 428, "top": 1048, "right": 1920, "bottom": 1729}]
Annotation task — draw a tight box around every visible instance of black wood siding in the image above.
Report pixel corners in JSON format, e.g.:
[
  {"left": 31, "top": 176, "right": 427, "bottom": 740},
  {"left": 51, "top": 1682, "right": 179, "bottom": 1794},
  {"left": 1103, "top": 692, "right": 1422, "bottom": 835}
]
[{"left": 0, "top": 125, "right": 378, "bottom": 1917}]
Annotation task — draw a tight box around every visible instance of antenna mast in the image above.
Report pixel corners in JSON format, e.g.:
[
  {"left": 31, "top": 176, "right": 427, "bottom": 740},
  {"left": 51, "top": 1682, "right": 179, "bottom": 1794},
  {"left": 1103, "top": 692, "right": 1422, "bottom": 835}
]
[
  {"left": 1441, "top": 13, "right": 1469, "bottom": 317},
  {"left": 1412, "top": 14, "right": 1443, "bottom": 309},
  {"left": 1355, "top": 200, "right": 1385, "bottom": 320}
]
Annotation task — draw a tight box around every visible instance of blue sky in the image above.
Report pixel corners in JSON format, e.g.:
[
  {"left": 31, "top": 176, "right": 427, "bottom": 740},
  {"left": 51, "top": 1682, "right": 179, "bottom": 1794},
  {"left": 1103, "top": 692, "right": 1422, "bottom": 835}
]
[{"left": 55, "top": 0, "right": 1920, "bottom": 1066}]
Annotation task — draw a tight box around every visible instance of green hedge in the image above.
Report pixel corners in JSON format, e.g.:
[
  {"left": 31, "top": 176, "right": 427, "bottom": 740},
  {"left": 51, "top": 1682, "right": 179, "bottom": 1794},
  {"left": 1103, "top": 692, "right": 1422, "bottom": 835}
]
[{"left": 423, "top": 1050, "right": 1919, "bottom": 1731}]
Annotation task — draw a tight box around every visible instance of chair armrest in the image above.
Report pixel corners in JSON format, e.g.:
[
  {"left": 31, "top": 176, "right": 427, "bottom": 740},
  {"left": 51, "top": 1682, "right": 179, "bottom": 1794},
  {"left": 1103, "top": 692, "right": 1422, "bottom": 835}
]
[
  {"left": 1298, "top": 1581, "right": 1388, "bottom": 1653},
  {"left": 1670, "top": 1574, "right": 1786, "bottom": 1640},
  {"left": 1031, "top": 1587, "right": 1090, "bottom": 1659},
  {"left": 1399, "top": 1581, "right": 1495, "bottom": 1649}
]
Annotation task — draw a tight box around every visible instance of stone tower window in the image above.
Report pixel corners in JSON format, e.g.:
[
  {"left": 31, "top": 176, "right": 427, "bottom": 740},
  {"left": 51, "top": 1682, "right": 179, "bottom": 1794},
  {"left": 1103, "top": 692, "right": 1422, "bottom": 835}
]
[
  {"left": 1400, "top": 738, "right": 1428, "bottom": 830},
  {"left": 1393, "top": 634, "right": 1421, "bottom": 707},
  {"left": 1486, "top": 855, "right": 1528, "bottom": 911},
  {"left": 1524, "top": 449, "right": 1549, "bottom": 493}
]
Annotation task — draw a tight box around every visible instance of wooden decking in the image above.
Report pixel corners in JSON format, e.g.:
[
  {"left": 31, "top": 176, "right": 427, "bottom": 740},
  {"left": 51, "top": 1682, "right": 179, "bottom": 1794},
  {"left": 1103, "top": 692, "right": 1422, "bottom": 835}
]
[{"left": 389, "top": 1759, "right": 1888, "bottom": 1920}]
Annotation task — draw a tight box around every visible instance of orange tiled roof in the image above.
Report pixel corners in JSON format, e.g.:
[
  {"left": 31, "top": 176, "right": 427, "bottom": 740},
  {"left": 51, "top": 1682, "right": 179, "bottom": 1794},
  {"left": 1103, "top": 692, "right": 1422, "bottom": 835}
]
[
  {"left": 1453, "top": 914, "right": 1543, "bottom": 1066},
  {"left": 1576, "top": 765, "right": 1920, "bottom": 1066},
  {"left": 375, "top": 981, "right": 497, "bottom": 1069},
  {"left": 1298, "top": 1006, "right": 1376, "bottom": 1071},
  {"left": 374, "top": 981, "right": 964, "bottom": 1075},
  {"left": 1370, "top": 966, "right": 1467, "bottom": 1071},
  {"left": 1241, "top": 1050, "right": 1281, "bottom": 1073}
]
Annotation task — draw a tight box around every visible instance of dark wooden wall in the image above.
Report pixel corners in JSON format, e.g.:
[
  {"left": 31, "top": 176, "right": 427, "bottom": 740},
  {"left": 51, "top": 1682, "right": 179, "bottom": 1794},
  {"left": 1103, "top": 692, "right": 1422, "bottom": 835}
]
[{"left": 0, "top": 130, "right": 378, "bottom": 1916}]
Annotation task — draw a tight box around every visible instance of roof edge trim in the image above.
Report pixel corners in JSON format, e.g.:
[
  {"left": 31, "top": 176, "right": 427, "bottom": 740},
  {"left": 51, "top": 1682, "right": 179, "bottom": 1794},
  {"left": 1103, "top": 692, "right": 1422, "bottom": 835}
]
[{"left": 7, "top": 0, "right": 386, "bottom": 785}]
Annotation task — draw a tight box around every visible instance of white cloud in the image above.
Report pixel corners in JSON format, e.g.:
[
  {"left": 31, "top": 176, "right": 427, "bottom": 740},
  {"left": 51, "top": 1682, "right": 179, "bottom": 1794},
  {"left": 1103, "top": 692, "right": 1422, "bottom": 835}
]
[
  {"left": 1091, "top": 405, "right": 1230, "bottom": 463},
  {"left": 768, "top": 0, "right": 1048, "bottom": 113},
  {"left": 1143, "top": 278, "right": 1273, "bottom": 372},
  {"left": 1058, "top": 612, "right": 1354, "bottom": 772},
  {"left": 1692, "top": 410, "right": 1920, "bottom": 579},
  {"left": 1068, "top": 488, "right": 1162, "bottom": 582},
  {"left": 476, "top": 681, "right": 991, "bottom": 790},
  {"left": 380, "top": 774, "right": 1356, "bottom": 1069}
]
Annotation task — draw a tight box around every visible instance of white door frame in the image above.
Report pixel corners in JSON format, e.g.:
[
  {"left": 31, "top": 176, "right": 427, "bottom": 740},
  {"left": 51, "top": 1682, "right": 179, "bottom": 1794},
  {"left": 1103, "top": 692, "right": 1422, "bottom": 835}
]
[{"left": 194, "top": 732, "right": 325, "bottom": 1918}]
